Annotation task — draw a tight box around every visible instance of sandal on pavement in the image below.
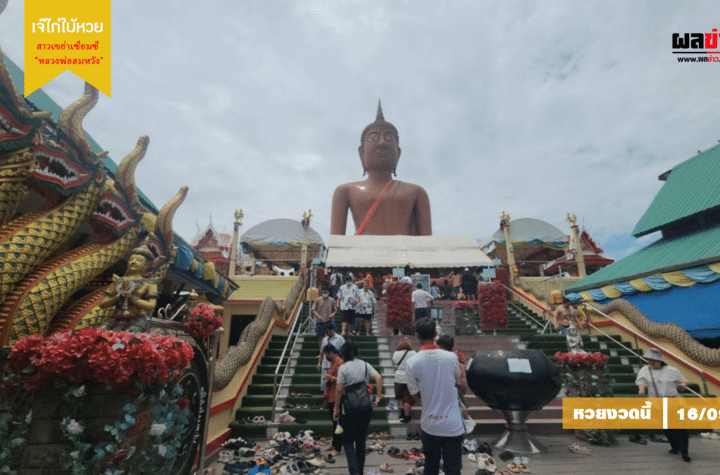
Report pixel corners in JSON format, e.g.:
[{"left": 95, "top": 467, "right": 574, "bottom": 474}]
[
  {"left": 499, "top": 451, "right": 514, "bottom": 462},
  {"left": 568, "top": 443, "right": 591, "bottom": 456},
  {"left": 467, "top": 453, "right": 477, "bottom": 462},
  {"left": 479, "top": 442, "right": 493, "bottom": 455},
  {"left": 388, "top": 447, "right": 403, "bottom": 459},
  {"left": 405, "top": 468, "right": 415, "bottom": 475},
  {"left": 518, "top": 463, "right": 530, "bottom": 473},
  {"left": 507, "top": 463, "right": 520, "bottom": 474},
  {"left": 379, "top": 463, "right": 394, "bottom": 473}
]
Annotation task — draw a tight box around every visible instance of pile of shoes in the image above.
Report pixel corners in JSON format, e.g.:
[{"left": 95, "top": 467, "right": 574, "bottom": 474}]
[
  {"left": 453, "top": 308, "right": 478, "bottom": 335},
  {"left": 218, "top": 431, "right": 331, "bottom": 475}
]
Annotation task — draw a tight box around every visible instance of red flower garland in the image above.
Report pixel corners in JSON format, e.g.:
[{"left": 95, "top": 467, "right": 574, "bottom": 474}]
[
  {"left": 8, "top": 328, "right": 194, "bottom": 392},
  {"left": 452, "top": 301, "right": 475, "bottom": 309},
  {"left": 477, "top": 282, "right": 507, "bottom": 330},
  {"left": 554, "top": 351, "right": 609, "bottom": 369},
  {"left": 494, "top": 267, "right": 509, "bottom": 296},
  {"left": 183, "top": 302, "right": 222, "bottom": 339},
  {"left": 385, "top": 283, "right": 413, "bottom": 328}
]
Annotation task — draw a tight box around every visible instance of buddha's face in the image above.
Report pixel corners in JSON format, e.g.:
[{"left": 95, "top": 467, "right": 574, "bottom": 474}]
[
  {"left": 359, "top": 125, "right": 401, "bottom": 173},
  {"left": 127, "top": 254, "right": 149, "bottom": 274}
]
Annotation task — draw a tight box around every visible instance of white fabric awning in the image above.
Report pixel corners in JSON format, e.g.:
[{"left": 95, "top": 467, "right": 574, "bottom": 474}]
[{"left": 325, "top": 235, "right": 493, "bottom": 268}]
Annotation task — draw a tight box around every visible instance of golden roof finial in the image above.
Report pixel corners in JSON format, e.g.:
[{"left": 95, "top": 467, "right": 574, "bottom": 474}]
[
  {"left": 500, "top": 211, "right": 511, "bottom": 226},
  {"left": 566, "top": 213, "right": 577, "bottom": 225},
  {"left": 302, "top": 209, "right": 313, "bottom": 228},
  {"left": 234, "top": 209, "right": 244, "bottom": 223}
]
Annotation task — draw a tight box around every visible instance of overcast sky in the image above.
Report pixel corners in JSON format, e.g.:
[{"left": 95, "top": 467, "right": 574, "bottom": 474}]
[{"left": 1, "top": 1, "right": 717, "bottom": 262}]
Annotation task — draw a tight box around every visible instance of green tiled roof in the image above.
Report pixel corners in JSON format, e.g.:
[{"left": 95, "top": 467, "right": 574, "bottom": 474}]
[
  {"left": 3, "top": 53, "right": 157, "bottom": 212},
  {"left": 632, "top": 144, "right": 720, "bottom": 237},
  {"left": 567, "top": 223, "right": 720, "bottom": 292}
]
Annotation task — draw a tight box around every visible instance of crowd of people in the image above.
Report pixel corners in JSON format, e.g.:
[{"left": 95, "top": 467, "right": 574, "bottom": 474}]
[
  {"left": 287, "top": 268, "right": 703, "bottom": 475},
  {"left": 315, "top": 318, "right": 469, "bottom": 475}
]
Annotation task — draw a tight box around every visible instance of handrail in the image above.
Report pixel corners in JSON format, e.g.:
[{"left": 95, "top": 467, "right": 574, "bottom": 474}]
[
  {"left": 503, "top": 283, "right": 548, "bottom": 313},
  {"left": 586, "top": 305, "right": 709, "bottom": 398},
  {"left": 501, "top": 285, "right": 710, "bottom": 397},
  {"left": 500, "top": 284, "right": 549, "bottom": 330},
  {"left": 271, "top": 300, "right": 306, "bottom": 422}
]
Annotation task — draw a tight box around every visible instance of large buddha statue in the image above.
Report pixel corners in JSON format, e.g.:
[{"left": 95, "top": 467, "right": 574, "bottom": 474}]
[{"left": 330, "top": 102, "right": 432, "bottom": 235}]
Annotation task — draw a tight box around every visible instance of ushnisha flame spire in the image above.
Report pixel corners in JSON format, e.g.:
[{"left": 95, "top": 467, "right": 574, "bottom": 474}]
[{"left": 361, "top": 99, "right": 398, "bottom": 144}]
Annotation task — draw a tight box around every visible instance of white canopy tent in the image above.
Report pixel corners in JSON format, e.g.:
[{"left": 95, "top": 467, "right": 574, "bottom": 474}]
[{"left": 325, "top": 235, "right": 494, "bottom": 268}]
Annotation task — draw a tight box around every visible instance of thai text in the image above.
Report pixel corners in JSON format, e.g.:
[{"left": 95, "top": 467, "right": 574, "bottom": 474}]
[
  {"left": 37, "top": 41, "right": 100, "bottom": 51},
  {"left": 32, "top": 18, "right": 104, "bottom": 33},
  {"left": 573, "top": 401, "right": 652, "bottom": 420},
  {"left": 35, "top": 56, "right": 104, "bottom": 65},
  {"left": 672, "top": 29, "right": 718, "bottom": 49}
]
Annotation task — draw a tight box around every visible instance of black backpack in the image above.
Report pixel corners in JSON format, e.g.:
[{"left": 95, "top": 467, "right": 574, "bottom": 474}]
[{"left": 343, "top": 363, "right": 372, "bottom": 415}]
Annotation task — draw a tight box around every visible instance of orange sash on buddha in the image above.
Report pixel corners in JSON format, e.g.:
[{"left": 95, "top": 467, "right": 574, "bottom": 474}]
[{"left": 355, "top": 180, "right": 394, "bottom": 235}]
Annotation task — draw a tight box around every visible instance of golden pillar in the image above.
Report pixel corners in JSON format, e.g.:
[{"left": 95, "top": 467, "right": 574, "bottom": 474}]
[
  {"left": 301, "top": 209, "right": 312, "bottom": 270},
  {"left": 501, "top": 211, "right": 516, "bottom": 286},
  {"left": 229, "top": 209, "right": 243, "bottom": 278},
  {"left": 567, "top": 213, "right": 586, "bottom": 278}
]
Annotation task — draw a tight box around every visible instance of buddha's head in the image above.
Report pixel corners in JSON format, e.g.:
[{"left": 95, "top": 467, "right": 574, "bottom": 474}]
[{"left": 359, "top": 101, "right": 401, "bottom": 175}]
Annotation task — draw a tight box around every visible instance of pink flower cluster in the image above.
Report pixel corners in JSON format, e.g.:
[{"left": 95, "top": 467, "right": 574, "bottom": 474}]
[
  {"left": 8, "top": 328, "right": 194, "bottom": 392},
  {"left": 183, "top": 302, "right": 223, "bottom": 339},
  {"left": 554, "top": 351, "right": 609, "bottom": 369}
]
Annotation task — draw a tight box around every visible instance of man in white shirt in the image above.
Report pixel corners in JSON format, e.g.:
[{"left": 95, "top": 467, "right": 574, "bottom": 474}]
[
  {"left": 411, "top": 284, "right": 434, "bottom": 320},
  {"left": 406, "top": 318, "right": 464, "bottom": 475},
  {"left": 337, "top": 277, "right": 359, "bottom": 336}
]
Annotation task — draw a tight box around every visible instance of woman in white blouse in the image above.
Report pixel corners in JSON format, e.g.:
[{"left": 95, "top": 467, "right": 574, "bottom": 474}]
[{"left": 636, "top": 348, "right": 690, "bottom": 462}]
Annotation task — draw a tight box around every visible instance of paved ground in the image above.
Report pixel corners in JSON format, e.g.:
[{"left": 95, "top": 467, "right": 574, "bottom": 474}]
[{"left": 207, "top": 433, "right": 720, "bottom": 475}]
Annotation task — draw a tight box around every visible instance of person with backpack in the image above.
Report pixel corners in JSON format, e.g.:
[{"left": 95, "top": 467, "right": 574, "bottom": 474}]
[
  {"left": 392, "top": 337, "right": 417, "bottom": 423},
  {"left": 333, "top": 340, "right": 384, "bottom": 475}
]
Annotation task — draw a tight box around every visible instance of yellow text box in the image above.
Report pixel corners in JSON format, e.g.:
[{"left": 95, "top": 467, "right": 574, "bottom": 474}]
[
  {"left": 563, "top": 398, "right": 663, "bottom": 430},
  {"left": 667, "top": 398, "right": 720, "bottom": 430},
  {"left": 24, "top": 0, "right": 111, "bottom": 96},
  {"left": 563, "top": 397, "right": 720, "bottom": 429}
]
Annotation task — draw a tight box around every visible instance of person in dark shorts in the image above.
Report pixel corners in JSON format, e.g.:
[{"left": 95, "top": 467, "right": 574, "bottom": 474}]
[
  {"left": 355, "top": 280, "right": 376, "bottom": 335},
  {"left": 336, "top": 277, "right": 359, "bottom": 336},
  {"left": 392, "top": 337, "right": 417, "bottom": 422},
  {"left": 313, "top": 287, "right": 337, "bottom": 348}
]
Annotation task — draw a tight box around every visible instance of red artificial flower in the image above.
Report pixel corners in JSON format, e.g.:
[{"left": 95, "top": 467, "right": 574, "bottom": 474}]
[
  {"left": 177, "top": 397, "right": 190, "bottom": 410},
  {"left": 7, "top": 329, "right": 193, "bottom": 391},
  {"left": 183, "top": 303, "right": 222, "bottom": 339}
]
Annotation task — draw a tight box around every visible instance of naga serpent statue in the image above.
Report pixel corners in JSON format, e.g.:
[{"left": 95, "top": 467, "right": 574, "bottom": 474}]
[
  {"left": 0, "top": 82, "right": 105, "bottom": 308},
  {"left": 516, "top": 279, "right": 720, "bottom": 366},
  {"left": 0, "top": 130, "right": 152, "bottom": 345},
  {"left": 586, "top": 299, "right": 720, "bottom": 367},
  {"left": 213, "top": 273, "right": 305, "bottom": 389},
  {"left": 55, "top": 185, "right": 189, "bottom": 333},
  {"left": 0, "top": 43, "right": 43, "bottom": 226},
  {"left": 0, "top": 56, "right": 191, "bottom": 347}
]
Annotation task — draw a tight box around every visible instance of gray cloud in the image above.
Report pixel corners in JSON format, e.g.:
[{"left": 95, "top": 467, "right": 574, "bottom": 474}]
[{"left": 2, "top": 1, "right": 717, "bottom": 261}]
